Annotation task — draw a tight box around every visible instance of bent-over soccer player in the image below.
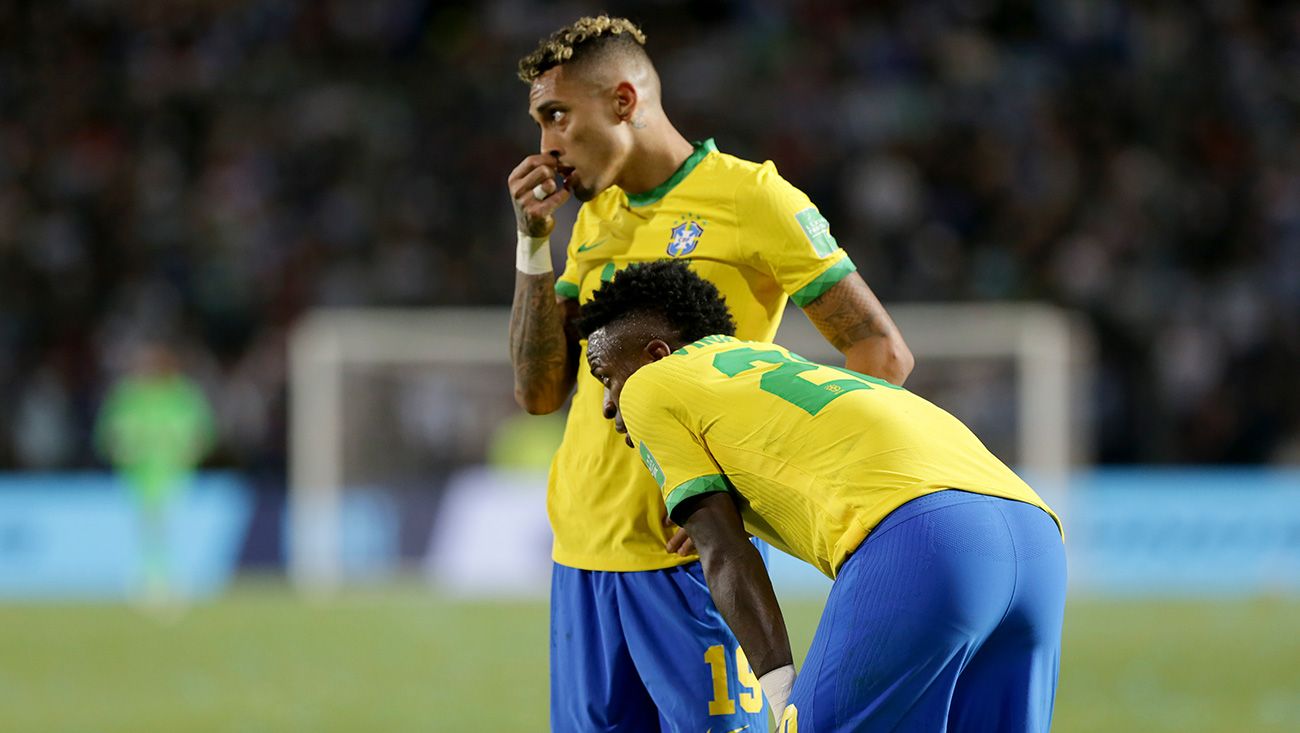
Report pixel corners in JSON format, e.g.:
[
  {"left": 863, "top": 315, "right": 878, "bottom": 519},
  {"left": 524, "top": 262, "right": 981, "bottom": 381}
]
[{"left": 580, "top": 260, "right": 1067, "bottom": 733}]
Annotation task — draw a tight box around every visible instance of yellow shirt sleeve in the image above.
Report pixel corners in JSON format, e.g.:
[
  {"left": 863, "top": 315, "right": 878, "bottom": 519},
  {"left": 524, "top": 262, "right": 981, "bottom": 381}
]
[
  {"left": 620, "top": 367, "right": 731, "bottom": 523},
  {"left": 737, "top": 162, "right": 858, "bottom": 306},
  {"left": 553, "top": 207, "right": 593, "bottom": 301}
]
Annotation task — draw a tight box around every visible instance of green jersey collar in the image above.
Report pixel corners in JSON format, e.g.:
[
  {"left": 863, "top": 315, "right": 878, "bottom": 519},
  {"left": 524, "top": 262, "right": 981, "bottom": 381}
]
[
  {"left": 672, "top": 334, "right": 738, "bottom": 357},
  {"left": 625, "top": 138, "right": 717, "bottom": 208}
]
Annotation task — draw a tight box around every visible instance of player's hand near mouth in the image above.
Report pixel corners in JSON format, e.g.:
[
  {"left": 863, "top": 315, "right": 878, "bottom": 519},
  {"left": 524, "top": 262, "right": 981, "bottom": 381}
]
[{"left": 508, "top": 153, "right": 572, "bottom": 237}]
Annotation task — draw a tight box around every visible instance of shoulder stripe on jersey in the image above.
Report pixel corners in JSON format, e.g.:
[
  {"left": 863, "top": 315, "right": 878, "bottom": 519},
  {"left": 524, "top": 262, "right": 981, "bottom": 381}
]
[
  {"left": 791, "top": 256, "right": 857, "bottom": 307},
  {"left": 555, "top": 280, "right": 580, "bottom": 299},
  {"left": 664, "top": 473, "right": 732, "bottom": 523}
]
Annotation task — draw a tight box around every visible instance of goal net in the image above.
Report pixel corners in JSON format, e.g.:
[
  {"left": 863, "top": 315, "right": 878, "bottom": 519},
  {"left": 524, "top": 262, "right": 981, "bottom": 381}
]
[{"left": 287, "top": 304, "right": 1094, "bottom": 594}]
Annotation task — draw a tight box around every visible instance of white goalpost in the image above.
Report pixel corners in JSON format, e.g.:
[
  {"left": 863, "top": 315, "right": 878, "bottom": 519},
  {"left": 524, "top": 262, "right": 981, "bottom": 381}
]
[{"left": 288, "top": 304, "right": 1094, "bottom": 594}]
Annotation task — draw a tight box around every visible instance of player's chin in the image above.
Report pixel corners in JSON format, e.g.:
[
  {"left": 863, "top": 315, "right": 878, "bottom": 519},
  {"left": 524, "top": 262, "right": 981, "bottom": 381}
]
[{"left": 568, "top": 177, "right": 599, "bottom": 202}]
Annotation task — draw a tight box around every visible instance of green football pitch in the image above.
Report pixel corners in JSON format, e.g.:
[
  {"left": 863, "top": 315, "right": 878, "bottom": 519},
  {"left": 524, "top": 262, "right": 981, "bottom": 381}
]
[{"left": 1, "top": 579, "right": 1297, "bottom": 732}]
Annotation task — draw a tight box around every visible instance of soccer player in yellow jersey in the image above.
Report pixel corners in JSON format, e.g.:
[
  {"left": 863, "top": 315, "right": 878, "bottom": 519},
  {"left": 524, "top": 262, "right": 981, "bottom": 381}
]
[
  {"left": 580, "top": 261, "right": 1067, "bottom": 733},
  {"left": 506, "top": 15, "right": 913, "bottom": 732}
]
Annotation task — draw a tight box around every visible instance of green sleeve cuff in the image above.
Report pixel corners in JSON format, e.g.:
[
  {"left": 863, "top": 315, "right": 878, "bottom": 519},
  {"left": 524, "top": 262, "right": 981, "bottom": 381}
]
[
  {"left": 790, "top": 256, "right": 857, "bottom": 307},
  {"left": 664, "top": 474, "right": 732, "bottom": 523},
  {"left": 554, "top": 280, "right": 579, "bottom": 300}
]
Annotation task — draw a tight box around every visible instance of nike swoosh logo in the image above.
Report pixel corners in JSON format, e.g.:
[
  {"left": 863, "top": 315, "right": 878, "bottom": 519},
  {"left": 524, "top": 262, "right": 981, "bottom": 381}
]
[
  {"left": 576, "top": 238, "right": 608, "bottom": 252},
  {"left": 727, "top": 727, "right": 750, "bottom": 733}
]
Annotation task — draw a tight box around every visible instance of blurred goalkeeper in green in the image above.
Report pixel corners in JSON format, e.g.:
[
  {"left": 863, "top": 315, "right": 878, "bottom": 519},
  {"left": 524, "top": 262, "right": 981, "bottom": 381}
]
[{"left": 95, "top": 342, "right": 216, "bottom": 606}]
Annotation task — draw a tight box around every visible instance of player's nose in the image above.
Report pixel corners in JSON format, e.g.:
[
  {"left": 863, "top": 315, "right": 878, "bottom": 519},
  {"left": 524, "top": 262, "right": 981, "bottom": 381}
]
[
  {"left": 539, "top": 131, "right": 562, "bottom": 159},
  {"left": 602, "top": 389, "right": 617, "bottom": 420}
]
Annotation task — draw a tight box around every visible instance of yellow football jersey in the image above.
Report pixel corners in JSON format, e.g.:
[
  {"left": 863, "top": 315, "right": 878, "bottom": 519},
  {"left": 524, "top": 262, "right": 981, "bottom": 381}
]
[
  {"left": 620, "top": 336, "right": 1061, "bottom": 579},
  {"left": 550, "top": 139, "right": 857, "bottom": 571}
]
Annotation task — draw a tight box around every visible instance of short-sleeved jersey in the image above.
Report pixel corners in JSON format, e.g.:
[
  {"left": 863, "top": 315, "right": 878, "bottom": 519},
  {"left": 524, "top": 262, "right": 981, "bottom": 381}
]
[
  {"left": 619, "top": 335, "right": 1061, "bottom": 579},
  {"left": 550, "top": 139, "right": 857, "bottom": 571}
]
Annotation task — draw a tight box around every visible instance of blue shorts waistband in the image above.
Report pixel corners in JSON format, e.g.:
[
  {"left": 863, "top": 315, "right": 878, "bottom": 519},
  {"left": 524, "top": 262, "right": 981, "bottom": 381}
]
[{"left": 870, "top": 489, "right": 1002, "bottom": 539}]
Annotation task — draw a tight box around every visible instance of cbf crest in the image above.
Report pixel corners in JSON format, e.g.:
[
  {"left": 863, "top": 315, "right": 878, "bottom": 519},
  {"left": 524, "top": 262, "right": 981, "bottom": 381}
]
[{"left": 667, "top": 214, "right": 707, "bottom": 257}]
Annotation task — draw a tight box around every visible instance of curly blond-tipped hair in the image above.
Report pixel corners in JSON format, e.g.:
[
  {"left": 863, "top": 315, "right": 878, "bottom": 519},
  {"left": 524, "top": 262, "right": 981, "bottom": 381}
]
[{"left": 518, "top": 15, "right": 647, "bottom": 83}]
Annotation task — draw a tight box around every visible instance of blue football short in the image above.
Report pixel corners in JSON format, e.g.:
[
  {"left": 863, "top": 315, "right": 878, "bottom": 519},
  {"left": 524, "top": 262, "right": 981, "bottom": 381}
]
[
  {"left": 550, "top": 541, "right": 770, "bottom": 732},
  {"left": 781, "top": 490, "right": 1067, "bottom": 733}
]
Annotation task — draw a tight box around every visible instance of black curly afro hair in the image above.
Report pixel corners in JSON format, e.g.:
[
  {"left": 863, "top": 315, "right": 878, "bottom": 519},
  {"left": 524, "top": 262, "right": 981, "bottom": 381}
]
[{"left": 577, "top": 260, "right": 736, "bottom": 343}]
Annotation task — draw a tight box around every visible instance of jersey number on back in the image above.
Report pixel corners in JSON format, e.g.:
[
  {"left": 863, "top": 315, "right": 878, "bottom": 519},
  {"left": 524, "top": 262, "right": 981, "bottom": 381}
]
[{"left": 711, "top": 346, "right": 899, "bottom": 416}]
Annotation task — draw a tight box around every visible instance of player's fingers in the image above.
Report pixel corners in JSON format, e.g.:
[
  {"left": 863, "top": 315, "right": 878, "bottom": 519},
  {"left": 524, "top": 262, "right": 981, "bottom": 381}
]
[
  {"left": 517, "top": 185, "right": 569, "bottom": 219},
  {"left": 532, "top": 178, "right": 558, "bottom": 200},
  {"left": 507, "top": 158, "right": 533, "bottom": 186},
  {"left": 542, "top": 186, "right": 571, "bottom": 207},
  {"left": 666, "top": 526, "right": 692, "bottom": 555},
  {"left": 509, "top": 164, "right": 557, "bottom": 201},
  {"left": 515, "top": 186, "right": 570, "bottom": 238},
  {"left": 512, "top": 176, "right": 559, "bottom": 210},
  {"left": 676, "top": 536, "right": 696, "bottom": 556},
  {"left": 507, "top": 154, "right": 557, "bottom": 186}
]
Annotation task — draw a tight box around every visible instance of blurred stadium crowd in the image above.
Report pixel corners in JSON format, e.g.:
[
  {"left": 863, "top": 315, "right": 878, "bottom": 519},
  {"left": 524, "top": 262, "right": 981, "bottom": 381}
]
[{"left": 0, "top": 0, "right": 1296, "bottom": 478}]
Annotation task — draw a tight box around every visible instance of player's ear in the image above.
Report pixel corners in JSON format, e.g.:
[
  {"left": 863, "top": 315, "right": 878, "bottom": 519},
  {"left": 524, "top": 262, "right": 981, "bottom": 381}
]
[
  {"left": 645, "top": 339, "right": 671, "bottom": 361},
  {"left": 612, "top": 81, "right": 637, "bottom": 122}
]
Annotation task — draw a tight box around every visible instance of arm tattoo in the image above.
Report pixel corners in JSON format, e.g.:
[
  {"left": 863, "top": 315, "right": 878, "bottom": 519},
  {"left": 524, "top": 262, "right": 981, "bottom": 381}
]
[
  {"left": 803, "top": 274, "right": 895, "bottom": 352},
  {"left": 803, "top": 272, "right": 913, "bottom": 385},
  {"left": 509, "top": 272, "right": 577, "bottom": 412}
]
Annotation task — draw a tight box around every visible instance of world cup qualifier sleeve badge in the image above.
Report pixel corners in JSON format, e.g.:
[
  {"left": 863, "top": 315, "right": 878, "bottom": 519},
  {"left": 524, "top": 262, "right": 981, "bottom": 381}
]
[{"left": 667, "top": 215, "right": 706, "bottom": 257}]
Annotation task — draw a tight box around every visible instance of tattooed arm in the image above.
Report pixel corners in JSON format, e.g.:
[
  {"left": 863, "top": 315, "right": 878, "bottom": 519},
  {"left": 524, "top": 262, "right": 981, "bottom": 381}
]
[
  {"left": 510, "top": 278, "right": 579, "bottom": 414},
  {"left": 802, "top": 271, "right": 914, "bottom": 386},
  {"left": 507, "top": 153, "right": 579, "bottom": 414}
]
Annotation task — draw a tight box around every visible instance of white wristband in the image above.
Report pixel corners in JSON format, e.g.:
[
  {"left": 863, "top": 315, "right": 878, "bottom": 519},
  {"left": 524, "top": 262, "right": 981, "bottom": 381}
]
[
  {"left": 760, "top": 664, "right": 796, "bottom": 721},
  {"left": 516, "top": 231, "right": 552, "bottom": 275}
]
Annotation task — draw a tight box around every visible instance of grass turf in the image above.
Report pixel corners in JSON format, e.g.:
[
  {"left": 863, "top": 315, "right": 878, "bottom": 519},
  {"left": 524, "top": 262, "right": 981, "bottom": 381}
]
[{"left": 1, "top": 580, "right": 1297, "bottom": 732}]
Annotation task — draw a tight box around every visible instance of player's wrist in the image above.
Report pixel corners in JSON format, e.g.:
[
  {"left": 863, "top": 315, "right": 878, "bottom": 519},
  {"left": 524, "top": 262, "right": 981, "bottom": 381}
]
[
  {"left": 516, "top": 230, "right": 552, "bottom": 275},
  {"left": 760, "top": 663, "right": 796, "bottom": 721}
]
